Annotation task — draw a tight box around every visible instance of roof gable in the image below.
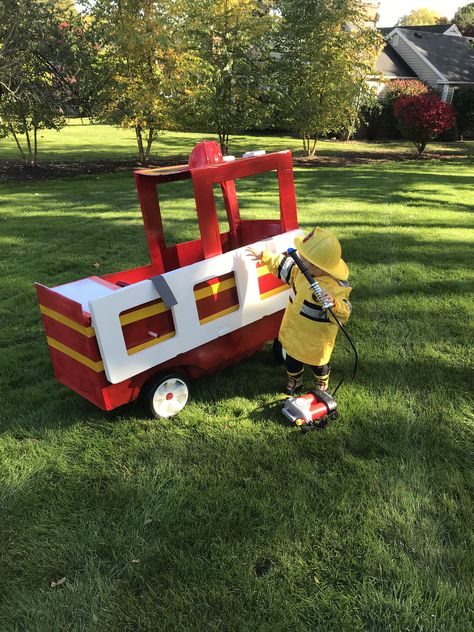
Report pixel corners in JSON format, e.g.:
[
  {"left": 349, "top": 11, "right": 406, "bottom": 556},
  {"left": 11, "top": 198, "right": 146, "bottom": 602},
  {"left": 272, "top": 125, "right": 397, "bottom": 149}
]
[
  {"left": 399, "top": 28, "right": 474, "bottom": 83},
  {"left": 379, "top": 24, "right": 459, "bottom": 36},
  {"left": 375, "top": 44, "right": 417, "bottom": 77}
]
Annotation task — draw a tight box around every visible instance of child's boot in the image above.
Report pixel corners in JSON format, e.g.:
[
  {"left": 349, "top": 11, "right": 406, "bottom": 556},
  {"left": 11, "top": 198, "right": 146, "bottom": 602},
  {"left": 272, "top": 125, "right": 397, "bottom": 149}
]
[
  {"left": 313, "top": 369, "right": 330, "bottom": 392},
  {"left": 286, "top": 369, "right": 304, "bottom": 395}
]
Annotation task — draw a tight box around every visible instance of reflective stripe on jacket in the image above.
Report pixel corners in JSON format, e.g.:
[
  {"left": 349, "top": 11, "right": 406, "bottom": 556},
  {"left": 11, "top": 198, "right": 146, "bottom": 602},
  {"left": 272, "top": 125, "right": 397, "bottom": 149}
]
[{"left": 261, "top": 250, "right": 352, "bottom": 366}]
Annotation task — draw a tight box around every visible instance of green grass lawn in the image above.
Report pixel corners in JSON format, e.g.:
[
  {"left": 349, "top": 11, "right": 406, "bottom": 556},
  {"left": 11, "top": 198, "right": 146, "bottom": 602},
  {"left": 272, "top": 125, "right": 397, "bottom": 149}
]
[
  {"left": 0, "top": 117, "right": 469, "bottom": 163},
  {"left": 0, "top": 130, "right": 473, "bottom": 631}
]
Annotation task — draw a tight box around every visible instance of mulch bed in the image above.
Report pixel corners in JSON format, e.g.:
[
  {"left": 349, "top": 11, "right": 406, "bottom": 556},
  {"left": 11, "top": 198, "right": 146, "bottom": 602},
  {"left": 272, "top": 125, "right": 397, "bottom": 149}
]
[
  {"left": 292, "top": 151, "right": 468, "bottom": 168},
  {"left": 0, "top": 151, "right": 468, "bottom": 183},
  {"left": 0, "top": 156, "right": 188, "bottom": 183}
]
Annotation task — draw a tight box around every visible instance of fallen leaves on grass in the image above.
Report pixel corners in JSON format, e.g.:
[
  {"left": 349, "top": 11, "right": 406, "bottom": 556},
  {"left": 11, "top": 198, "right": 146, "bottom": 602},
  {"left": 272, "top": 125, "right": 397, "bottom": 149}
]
[{"left": 50, "top": 577, "right": 66, "bottom": 588}]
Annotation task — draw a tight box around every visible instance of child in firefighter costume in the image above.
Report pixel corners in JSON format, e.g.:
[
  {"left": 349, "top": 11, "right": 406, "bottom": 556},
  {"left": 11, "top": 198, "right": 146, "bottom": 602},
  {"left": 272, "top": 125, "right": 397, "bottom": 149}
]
[{"left": 247, "top": 227, "right": 352, "bottom": 394}]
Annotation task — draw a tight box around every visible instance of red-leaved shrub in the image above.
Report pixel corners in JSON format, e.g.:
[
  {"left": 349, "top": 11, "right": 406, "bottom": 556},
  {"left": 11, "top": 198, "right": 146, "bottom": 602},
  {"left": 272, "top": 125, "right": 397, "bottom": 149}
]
[
  {"left": 393, "top": 93, "right": 456, "bottom": 155},
  {"left": 386, "top": 79, "right": 429, "bottom": 104}
]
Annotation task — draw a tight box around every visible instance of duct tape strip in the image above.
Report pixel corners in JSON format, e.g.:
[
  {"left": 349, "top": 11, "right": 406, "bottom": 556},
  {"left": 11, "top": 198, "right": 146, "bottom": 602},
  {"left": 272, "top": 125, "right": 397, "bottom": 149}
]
[{"left": 150, "top": 275, "right": 178, "bottom": 308}]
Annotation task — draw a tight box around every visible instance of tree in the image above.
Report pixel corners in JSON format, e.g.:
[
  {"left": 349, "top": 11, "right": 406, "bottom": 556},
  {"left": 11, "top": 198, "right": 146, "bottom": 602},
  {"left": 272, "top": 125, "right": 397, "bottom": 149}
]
[
  {"left": 178, "top": 0, "right": 277, "bottom": 154},
  {"left": 343, "top": 86, "right": 381, "bottom": 141},
  {"left": 276, "top": 0, "right": 383, "bottom": 156},
  {"left": 0, "top": 0, "right": 72, "bottom": 165},
  {"left": 454, "top": 2, "right": 474, "bottom": 37},
  {"left": 86, "top": 0, "right": 195, "bottom": 164},
  {"left": 393, "top": 93, "right": 456, "bottom": 155},
  {"left": 397, "top": 8, "right": 444, "bottom": 26},
  {"left": 53, "top": 15, "right": 111, "bottom": 121},
  {"left": 51, "top": 0, "right": 78, "bottom": 12},
  {"left": 453, "top": 86, "right": 474, "bottom": 139}
]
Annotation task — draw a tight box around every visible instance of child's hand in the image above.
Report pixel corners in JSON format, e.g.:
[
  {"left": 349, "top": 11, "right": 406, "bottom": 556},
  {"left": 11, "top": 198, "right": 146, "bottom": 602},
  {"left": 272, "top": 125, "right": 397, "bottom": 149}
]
[
  {"left": 313, "top": 289, "right": 336, "bottom": 308},
  {"left": 246, "top": 246, "right": 263, "bottom": 261}
]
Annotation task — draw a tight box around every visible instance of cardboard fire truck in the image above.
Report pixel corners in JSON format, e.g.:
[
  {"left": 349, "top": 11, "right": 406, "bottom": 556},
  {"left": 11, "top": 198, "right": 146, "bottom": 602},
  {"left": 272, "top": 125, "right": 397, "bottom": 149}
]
[{"left": 36, "top": 141, "right": 303, "bottom": 418}]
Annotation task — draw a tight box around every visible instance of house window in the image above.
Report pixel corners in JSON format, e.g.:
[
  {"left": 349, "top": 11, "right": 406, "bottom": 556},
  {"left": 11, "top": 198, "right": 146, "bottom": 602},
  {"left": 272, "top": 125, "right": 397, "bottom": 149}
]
[{"left": 392, "top": 33, "right": 399, "bottom": 47}]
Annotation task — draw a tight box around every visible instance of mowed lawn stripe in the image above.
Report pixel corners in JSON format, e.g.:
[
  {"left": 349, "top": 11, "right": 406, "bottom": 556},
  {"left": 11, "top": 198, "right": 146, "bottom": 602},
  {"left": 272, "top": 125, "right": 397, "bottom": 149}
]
[{"left": 0, "top": 138, "right": 473, "bottom": 631}]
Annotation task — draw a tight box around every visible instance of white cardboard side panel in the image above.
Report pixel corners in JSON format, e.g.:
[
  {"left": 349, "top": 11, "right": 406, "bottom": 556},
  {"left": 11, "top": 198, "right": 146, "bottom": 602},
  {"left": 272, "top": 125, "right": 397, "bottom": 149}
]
[{"left": 89, "top": 230, "right": 302, "bottom": 384}]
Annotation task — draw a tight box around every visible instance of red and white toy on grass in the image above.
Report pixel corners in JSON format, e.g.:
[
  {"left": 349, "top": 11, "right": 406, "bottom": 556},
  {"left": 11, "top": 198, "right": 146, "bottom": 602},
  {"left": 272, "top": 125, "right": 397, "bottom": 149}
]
[
  {"left": 36, "top": 141, "right": 303, "bottom": 418},
  {"left": 281, "top": 390, "right": 339, "bottom": 431}
]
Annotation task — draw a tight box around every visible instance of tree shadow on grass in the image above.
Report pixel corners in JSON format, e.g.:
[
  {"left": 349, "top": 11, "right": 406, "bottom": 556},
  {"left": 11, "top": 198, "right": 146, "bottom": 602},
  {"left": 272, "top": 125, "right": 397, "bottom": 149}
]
[
  {"left": 186, "top": 325, "right": 471, "bottom": 440},
  {"left": 1, "top": 210, "right": 472, "bottom": 284},
  {"left": 294, "top": 165, "right": 474, "bottom": 213},
  {"left": 1, "top": 162, "right": 472, "bottom": 440},
  {"left": 340, "top": 234, "right": 473, "bottom": 269},
  {"left": 0, "top": 222, "right": 471, "bottom": 437},
  {"left": 1, "top": 379, "right": 472, "bottom": 631},
  {"left": 1, "top": 158, "right": 473, "bottom": 628}
]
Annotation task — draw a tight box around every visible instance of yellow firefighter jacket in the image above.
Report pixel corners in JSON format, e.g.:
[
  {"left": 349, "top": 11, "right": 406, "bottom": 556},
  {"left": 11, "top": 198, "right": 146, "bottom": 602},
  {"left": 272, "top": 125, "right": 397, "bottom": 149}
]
[{"left": 261, "top": 250, "right": 352, "bottom": 366}]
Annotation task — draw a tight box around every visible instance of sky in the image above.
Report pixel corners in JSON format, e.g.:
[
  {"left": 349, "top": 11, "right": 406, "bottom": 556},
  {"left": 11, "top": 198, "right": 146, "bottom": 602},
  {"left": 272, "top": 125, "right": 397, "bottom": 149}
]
[
  {"left": 377, "top": 0, "right": 466, "bottom": 26},
  {"left": 75, "top": 1, "right": 468, "bottom": 27}
]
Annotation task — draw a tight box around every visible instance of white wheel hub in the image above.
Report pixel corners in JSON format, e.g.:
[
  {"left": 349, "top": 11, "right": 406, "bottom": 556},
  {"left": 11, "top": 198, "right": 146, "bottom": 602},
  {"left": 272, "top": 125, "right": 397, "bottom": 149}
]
[{"left": 151, "top": 377, "right": 189, "bottom": 418}]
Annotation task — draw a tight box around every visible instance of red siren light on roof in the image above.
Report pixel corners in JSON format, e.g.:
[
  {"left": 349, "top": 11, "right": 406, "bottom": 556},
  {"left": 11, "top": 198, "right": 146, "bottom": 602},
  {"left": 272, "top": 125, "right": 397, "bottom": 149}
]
[{"left": 188, "top": 140, "right": 223, "bottom": 168}]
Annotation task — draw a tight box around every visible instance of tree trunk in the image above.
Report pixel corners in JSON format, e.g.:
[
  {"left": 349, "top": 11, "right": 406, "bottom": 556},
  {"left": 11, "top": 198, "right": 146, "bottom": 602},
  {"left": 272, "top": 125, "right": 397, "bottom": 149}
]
[
  {"left": 302, "top": 136, "right": 317, "bottom": 157},
  {"left": 135, "top": 123, "right": 145, "bottom": 163},
  {"left": 219, "top": 132, "right": 229, "bottom": 155},
  {"left": 416, "top": 141, "right": 426, "bottom": 156},
  {"left": 33, "top": 126, "right": 38, "bottom": 167},
  {"left": 24, "top": 125, "right": 34, "bottom": 166},
  {"left": 302, "top": 135, "right": 309, "bottom": 156},
  {"left": 144, "top": 128, "right": 154, "bottom": 164},
  {"left": 9, "top": 125, "right": 26, "bottom": 162}
]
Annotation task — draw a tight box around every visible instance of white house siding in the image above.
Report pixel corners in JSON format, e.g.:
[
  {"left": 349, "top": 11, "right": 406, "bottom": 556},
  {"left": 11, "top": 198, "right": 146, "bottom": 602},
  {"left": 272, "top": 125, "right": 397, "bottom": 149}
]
[
  {"left": 443, "top": 25, "right": 463, "bottom": 37},
  {"left": 371, "top": 79, "right": 416, "bottom": 104},
  {"left": 388, "top": 34, "right": 442, "bottom": 88},
  {"left": 440, "top": 84, "right": 456, "bottom": 103},
  {"left": 366, "top": 79, "right": 386, "bottom": 101},
  {"left": 376, "top": 83, "right": 390, "bottom": 102},
  {"left": 370, "top": 80, "right": 454, "bottom": 104}
]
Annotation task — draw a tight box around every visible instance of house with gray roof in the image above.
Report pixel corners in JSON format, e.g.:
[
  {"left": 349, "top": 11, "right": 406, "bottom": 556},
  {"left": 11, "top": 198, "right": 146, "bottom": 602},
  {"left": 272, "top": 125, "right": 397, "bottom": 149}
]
[{"left": 372, "top": 23, "right": 474, "bottom": 103}]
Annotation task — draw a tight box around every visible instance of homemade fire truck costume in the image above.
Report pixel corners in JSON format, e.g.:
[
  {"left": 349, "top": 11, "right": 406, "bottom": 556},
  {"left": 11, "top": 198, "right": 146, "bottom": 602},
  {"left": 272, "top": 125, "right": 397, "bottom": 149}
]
[{"left": 35, "top": 141, "right": 306, "bottom": 419}]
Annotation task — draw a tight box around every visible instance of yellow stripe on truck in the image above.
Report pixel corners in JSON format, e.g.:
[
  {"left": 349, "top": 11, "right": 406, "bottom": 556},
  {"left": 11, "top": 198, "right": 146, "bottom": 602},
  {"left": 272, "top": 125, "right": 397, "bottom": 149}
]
[
  {"left": 260, "top": 285, "right": 288, "bottom": 301},
  {"left": 198, "top": 304, "right": 240, "bottom": 325},
  {"left": 126, "top": 331, "right": 176, "bottom": 356},
  {"left": 193, "top": 277, "right": 236, "bottom": 301},
  {"left": 40, "top": 305, "right": 95, "bottom": 337},
  {"left": 46, "top": 336, "right": 104, "bottom": 372},
  {"left": 42, "top": 276, "right": 242, "bottom": 348},
  {"left": 119, "top": 301, "right": 169, "bottom": 326},
  {"left": 256, "top": 265, "right": 270, "bottom": 278}
]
